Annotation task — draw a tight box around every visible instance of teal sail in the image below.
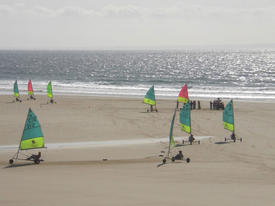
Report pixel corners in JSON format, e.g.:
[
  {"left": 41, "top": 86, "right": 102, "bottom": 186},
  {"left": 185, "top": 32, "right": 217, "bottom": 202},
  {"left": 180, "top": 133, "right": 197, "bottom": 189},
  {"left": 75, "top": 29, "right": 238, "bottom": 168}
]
[
  {"left": 20, "top": 108, "right": 45, "bottom": 150},
  {"left": 180, "top": 103, "right": 191, "bottom": 134},
  {"left": 14, "top": 80, "right": 19, "bottom": 97},
  {"left": 144, "top": 85, "right": 156, "bottom": 106},
  {"left": 223, "top": 100, "right": 234, "bottom": 132}
]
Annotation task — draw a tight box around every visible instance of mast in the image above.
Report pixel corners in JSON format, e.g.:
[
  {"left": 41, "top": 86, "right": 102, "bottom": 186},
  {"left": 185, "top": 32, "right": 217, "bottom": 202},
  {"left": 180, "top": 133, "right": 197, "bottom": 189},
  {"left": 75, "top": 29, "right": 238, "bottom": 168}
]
[
  {"left": 168, "top": 108, "right": 177, "bottom": 157},
  {"left": 232, "top": 99, "right": 235, "bottom": 134},
  {"left": 189, "top": 101, "right": 192, "bottom": 135},
  {"left": 15, "top": 108, "right": 30, "bottom": 159}
]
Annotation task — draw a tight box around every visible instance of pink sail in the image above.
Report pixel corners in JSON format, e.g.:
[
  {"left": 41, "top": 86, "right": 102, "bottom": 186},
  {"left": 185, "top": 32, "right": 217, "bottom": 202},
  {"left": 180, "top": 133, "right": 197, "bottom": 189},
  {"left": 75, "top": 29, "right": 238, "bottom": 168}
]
[
  {"left": 177, "top": 84, "right": 189, "bottom": 103},
  {"left": 28, "top": 80, "right": 34, "bottom": 95}
]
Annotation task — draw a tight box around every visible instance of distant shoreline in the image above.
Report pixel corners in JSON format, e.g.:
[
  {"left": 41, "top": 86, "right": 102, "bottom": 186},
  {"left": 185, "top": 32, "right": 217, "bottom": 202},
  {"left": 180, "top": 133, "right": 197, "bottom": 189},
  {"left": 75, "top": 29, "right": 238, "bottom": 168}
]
[{"left": 1, "top": 93, "right": 275, "bottom": 103}]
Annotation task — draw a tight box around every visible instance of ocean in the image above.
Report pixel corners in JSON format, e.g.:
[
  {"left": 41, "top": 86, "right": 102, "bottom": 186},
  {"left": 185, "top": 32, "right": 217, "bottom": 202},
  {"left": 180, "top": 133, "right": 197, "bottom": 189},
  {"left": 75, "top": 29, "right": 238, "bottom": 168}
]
[{"left": 0, "top": 50, "right": 275, "bottom": 100}]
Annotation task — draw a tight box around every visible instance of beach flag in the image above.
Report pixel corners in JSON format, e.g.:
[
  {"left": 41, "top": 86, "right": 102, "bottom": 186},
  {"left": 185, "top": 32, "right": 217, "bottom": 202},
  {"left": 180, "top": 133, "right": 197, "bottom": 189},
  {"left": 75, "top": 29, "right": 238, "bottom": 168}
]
[
  {"left": 47, "top": 81, "right": 53, "bottom": 98},
  {"left": 13, "top": 80, "right": 19, "bottom": 97},
  {"left": 28, "top": 80, "right": 34, "bottom": 96},
  {"left": 180, "top": 102, "right": 191, "bottom": 134},
  {"left": 168, "top": 109, "right": 177, "bottom": 153},
  {"left": 20, "top": 108, "right": 45, "bottom": 150},
  {"left": 144, "top": 85, "right": 156, "bottom": 106},
  {"left": 178, "top": 84, "right": 189, "bottom": 103},
  {"left": 223, "top": 100, "right": 234, "bottom": 132}
]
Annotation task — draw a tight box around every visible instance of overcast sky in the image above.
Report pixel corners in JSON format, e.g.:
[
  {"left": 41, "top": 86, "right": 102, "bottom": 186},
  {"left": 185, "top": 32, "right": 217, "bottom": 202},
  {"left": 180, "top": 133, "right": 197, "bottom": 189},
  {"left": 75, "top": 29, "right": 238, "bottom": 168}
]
[{"left": 0, "top": 0, "right": 275, "bottom": 49}]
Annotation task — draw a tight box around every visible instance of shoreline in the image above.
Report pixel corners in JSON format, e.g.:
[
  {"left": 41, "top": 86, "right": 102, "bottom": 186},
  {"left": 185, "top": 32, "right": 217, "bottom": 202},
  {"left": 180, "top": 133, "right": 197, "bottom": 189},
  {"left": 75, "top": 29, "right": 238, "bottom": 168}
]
[{"left": 1, "top": 93, "right": 275, "bottom": 103}]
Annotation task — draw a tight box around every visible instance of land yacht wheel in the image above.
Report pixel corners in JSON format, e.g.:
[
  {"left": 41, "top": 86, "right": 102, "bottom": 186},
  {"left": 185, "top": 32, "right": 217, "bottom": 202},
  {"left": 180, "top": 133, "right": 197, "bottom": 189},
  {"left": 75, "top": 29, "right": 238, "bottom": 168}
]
[{"left": 34, "top": 159, "right": 40, "bottom": 164}]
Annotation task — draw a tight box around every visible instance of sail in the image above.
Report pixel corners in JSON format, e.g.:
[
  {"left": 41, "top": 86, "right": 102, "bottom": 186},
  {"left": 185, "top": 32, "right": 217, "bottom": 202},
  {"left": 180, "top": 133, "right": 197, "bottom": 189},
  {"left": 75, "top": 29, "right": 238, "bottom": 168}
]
[
  {"left": 178, "top": 84, "right": 189, "bottom": 103},
  {"left": 168, "top": 109, "right": 177, "bottom": 154},
  {"left": 13, "top": 80, "right": 19, "bottom": 97},
  {"left": 47, "top": 81, "right": 53, "bottom": 98},
  {"left": 223, "top": 100, "right": 234, "bottom": 132},
  {"left": 180, "top": 102, "right": 191, "bottom": 134},
  {"left": 28, "top": 80, "right": 34, "bottom": 95},
  {"left": 20, "top": 108, "right": 44, "bottom": 150},
  {"left": 144, "top": 85, "right": 156, "bottom": 106}
]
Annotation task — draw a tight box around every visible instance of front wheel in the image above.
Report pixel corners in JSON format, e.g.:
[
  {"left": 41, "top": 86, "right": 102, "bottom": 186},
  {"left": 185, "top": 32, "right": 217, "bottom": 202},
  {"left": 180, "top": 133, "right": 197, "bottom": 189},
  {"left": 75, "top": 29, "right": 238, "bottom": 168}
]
[
  {"left": 186, "top": 158, "right": 190, "bottom": 163},
  {"left": 9, "top": 159, "right": 14, "bottom": 164}
]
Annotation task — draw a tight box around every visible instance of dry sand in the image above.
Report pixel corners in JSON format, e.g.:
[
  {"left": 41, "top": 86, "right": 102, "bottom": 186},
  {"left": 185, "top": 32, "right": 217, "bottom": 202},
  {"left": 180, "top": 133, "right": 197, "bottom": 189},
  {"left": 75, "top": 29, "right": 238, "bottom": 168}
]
[{"left": 0, "top": 95, "right": 275, "bottom": 206}]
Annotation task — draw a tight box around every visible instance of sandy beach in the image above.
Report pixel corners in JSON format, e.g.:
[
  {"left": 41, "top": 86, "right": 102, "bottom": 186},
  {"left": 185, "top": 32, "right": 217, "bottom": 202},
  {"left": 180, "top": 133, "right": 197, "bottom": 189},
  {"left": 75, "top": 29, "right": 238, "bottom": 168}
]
[{"left": 1, "top": 95, "right": 275, "bottom": 206}]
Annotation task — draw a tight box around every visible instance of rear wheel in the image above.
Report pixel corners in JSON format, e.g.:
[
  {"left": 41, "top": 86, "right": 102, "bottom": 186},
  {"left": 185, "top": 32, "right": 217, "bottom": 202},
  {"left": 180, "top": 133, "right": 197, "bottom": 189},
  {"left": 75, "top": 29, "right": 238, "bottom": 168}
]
[
  {"left": 9, "top": 159, "right": 14, "bottom": 164},
  {"left": 172, "top": 157, "right": 175, "bottom": 162},
  {"left": 162, "top": 159, "right": 166, "bottom": 164},
  {"left": 186, "top": 158, "right": 190, "bottom": 163},
  {"left": 34, "top": 159, "right": 40, "bottom": 164}
]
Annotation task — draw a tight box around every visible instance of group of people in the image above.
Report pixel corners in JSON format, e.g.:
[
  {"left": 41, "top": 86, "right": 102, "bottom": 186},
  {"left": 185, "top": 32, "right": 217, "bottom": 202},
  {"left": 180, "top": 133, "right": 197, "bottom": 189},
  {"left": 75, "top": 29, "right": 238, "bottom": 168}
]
[
  {"left": 176, "top": 100, "right": 201, "bottom": 110},
  {"left": 190, "top": 100, "right": 201, "bottom": 110},
  {"left": 210, "top": 98, "right": 224, "bottom": 110}
]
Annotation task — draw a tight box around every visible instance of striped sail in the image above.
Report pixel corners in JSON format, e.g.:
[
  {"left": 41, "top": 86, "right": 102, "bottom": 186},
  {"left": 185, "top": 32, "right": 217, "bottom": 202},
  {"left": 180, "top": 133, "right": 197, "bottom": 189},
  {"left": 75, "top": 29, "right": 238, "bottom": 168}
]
[
  {"left": 47, "top": 81, "right": 53, "bottom": 98},
  {"left": 180, "top": 102, "right": 191, "bottom": 134},
  {"left": 20, "top": 108, "right": 45, "bottom": 150},
  {"left": 144, "top": 85, "right": 156, "bottom": 106},
  {"left": 13, "top": 80, "right": 19, "bottom": 97},
  {"left": 28, "top": 80, "right": 34, "bottom": 95},
  {"left": 223, "top": 100, "right": 234, "bottom": 132},
  {"left": 178, "top": 84, "right": 189, "bottom": 103}
]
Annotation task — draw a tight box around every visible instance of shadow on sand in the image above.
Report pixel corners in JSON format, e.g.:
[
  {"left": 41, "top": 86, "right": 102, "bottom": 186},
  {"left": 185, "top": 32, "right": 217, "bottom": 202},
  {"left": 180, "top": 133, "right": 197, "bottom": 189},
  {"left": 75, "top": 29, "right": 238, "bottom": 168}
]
[
  {"left": 215, "top": 141, "right": 232, "bottom": 145},
  {"left": 3, "top": 162, "right": 35, "bottom": 169}
]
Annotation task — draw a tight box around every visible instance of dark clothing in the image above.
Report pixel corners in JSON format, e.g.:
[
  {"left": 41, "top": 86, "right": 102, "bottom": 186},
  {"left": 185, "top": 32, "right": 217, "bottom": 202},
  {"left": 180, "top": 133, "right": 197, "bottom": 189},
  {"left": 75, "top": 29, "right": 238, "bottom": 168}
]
[
  {"left": 174, "top": 152, "right": 184, "bottom": 160},
  {"left": 27, "top": 152, "right": 41, "bottom": 160},
  {"left": 189, "top": 134, "right": 195, "bottom": 142}
]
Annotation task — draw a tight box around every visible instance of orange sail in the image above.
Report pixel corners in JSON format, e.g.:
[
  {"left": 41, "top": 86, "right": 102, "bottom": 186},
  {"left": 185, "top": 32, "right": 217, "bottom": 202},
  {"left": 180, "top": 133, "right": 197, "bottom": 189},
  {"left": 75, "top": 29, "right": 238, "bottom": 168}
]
[
  {"left": 28, "top": 80, "right": 34, "bottom": 96},
  {"left": 177, "top": 84, "right": 189, "bottom": 103}
]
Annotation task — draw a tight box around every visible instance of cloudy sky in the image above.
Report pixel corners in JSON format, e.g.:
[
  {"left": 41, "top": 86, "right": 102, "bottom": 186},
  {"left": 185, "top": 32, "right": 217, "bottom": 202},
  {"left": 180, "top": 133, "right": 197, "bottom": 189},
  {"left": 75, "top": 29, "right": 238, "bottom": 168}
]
[{"left": 0, "top": 0, "right": 275, "bottom": 49}]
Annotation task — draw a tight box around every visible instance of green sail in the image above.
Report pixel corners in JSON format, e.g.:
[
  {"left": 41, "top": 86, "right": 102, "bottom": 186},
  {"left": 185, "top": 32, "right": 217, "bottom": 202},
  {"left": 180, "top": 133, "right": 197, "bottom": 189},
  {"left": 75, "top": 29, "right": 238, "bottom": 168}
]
[
  {"left": 144, "top": 85, "right": 156, "bottom": 106},
  {"left": 20, "top": 108, "right": 44, "bottom": 150},
  {"left": 223, "top": 100, "right": 234, "bottom": 132},
  {"left": 47, "top": 81, "right": 53, "bottom": 98},
  {"left": 13, "top": 80, "right": 19, "bottom": 97},
  {"left": 180, "top": 103, "right": 191, "bottom": 134},
  {"left": 168, "top": 109, "right": 177, "bottom": 154}
]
